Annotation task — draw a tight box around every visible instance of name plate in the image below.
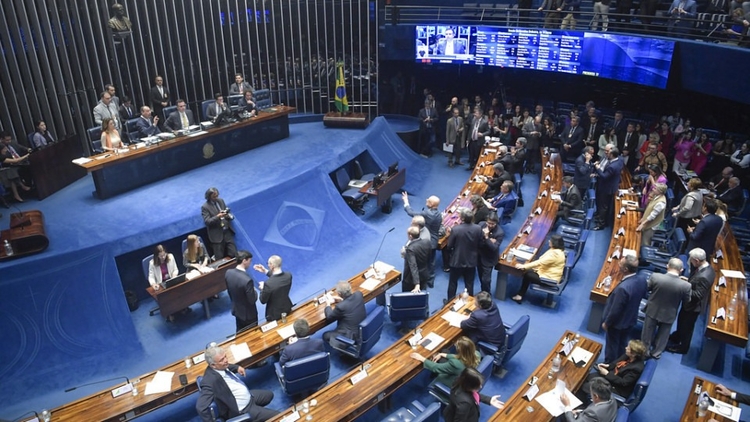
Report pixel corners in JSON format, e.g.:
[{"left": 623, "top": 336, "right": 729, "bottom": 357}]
[
  {"left": 192, "top": 353, "right": 206, "bottom": 365},
  {"left": 111, "top": 383, "right": 134, "bottom": 398},
  {"left": 350, "top": 369, "right": 368, "bottom": 385},
  {"left": 279, "top": 411, "right": 301, "bottom": 422},
  {"left": 261, "top": 320, "right": 278, "bottom": 332}
]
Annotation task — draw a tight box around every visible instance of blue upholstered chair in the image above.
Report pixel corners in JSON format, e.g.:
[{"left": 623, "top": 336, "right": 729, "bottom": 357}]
[
  {"left": 332, "top": 305, "right": 385, "bottom": 360},
  {"left": 615, "top": 405, "right": 630, "bottom": 421},
  {"left": 162, "top": 105, "right": 177, "bottom": 121},
  {"left": 196, "top": 376, "right": 252, "bottom": 422},
  {"left": 427, "top": 354, "right": 494, "bottom": 404},
  {"left": 530, "top": 252, "right": 576, "bottom": 307},
  {"left": 253, "top": 89, "right": 272, "bottom": 110},
  {"left": 380, "top": 400, "right": 441, "bottom": 422},
  {"left": 274, "top": 351, "right": 330, "bottom": 396},
  {"left": 612, "top": 358, "right": 658, "bottom": 413},
  {"left": 86, "top": 127, "right": 103, "bottom": 155},
  {"left": 477, "top": 314, "right": 531, "bottom": 377},
  {"left": 227, "top": 95, "right": 243, "bottom": 111},
  {"left": 124, "top": 118, "right": 141, "bottom": 142},
  {"left": 333, "top": 167, "right": 366, "bottom": 214},
  {"left": 387, "top": 292, "right": 429, "bottom": 324},
  {"left": 201, "top": 100, "right": 216, "bottom": 121}
]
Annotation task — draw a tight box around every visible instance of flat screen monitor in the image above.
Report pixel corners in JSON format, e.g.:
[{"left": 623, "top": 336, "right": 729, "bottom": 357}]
[{"left": 387, "top": 162, "right": 398, "bottom": 176}]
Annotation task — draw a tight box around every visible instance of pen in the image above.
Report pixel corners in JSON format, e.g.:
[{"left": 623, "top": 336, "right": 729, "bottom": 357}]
[{"left": 505, "top": 406, "right": 513, "bottom": 414}]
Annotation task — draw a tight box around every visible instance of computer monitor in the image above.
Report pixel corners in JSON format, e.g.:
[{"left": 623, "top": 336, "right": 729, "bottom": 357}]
[
  {"left": 213, "top": 110, "right": 237, "bottom": 126},
  {"left": 387, "top": 162, "right": 399, "bottom": 177},
  {"left": 162, "top": 273, "right": 188, "bottom": 289}
]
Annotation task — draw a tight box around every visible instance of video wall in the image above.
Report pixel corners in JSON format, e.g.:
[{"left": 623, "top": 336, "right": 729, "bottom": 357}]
[{"left": 415, "top": 25, "right": 675, "bottom": 89}]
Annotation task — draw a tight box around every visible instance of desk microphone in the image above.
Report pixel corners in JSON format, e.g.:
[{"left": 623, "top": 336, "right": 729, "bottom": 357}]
[
  {"left": 7, "top": 410, "right": 37, "bottom": 422},
  {"left": 371, "top": 227, "right": 395, "bottom": 271},
  {"left": 9, "top": 203, "right": 30, "bottom": 229},
  {"left": 64, "top": 376, "right": 130, "bottom": 392}
]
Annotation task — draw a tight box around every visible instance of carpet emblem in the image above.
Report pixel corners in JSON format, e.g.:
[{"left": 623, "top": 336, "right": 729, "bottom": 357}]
[
  {"left": 203, "top": 142, "right": 215, "bottom": 159},
  {"left": 264, "top": 201, "right": 325, "bottom": 250}
]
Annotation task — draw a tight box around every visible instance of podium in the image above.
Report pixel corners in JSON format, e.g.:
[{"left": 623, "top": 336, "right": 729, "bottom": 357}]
[{"left": 0, "top": 210, "right": 49, "bottom": 261}]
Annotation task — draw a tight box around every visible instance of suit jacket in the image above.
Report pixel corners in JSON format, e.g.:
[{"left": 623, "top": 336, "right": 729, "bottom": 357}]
[
  {"left": 687, "top": 214, "right": 723, "bottom": 256},
  {"left": 561, "top": 124, "right": 585, "bottom": 156},
  {"left": 460, "top": 302, "right": 506, "bottom": 347},
  {"left": 446, "top": 115, "right": 465, "bottom": 147},
  {"left": 207, "top": 102, "right": 230, "bottom": 120},
  {"left": 119, "top": 104, "right": 136, "bottom": 121},
  {"left": 478, "top": 221, "right": 504, "bottom": 267},
  {"left": 201, "top": 199, "right": 235, "bottom": 245},
  {"left": 603, "top": 356, "right": 645, "bottom": 397},
  {"left": 229, "top": 81, "right": 254, "bottom": 95},
  {"left": 259, "top": 271, "right": 293, "bottom": 321},
  {"left": 683, "top": 263, "right": 716, "bottom": 313},
  {"left": 325, "top": 291, "right": 366, "bottom": 338},
  {"left": 602, "top": 273, "right": 648, "bottom": 330},
  {"left": 644, "top": 272, "right": 691, "bottom": 323},
  {"left": 617, "top": 131, "right": 638, "bottom": 158},
  {"left": 134, "top": 116, "right": 160, "bottom": 138},
  {"left": 418, "top": 107, "right": 438, "bottom": 132},
  {"left": 436, "top": 38, "right": 467, "bottom": 55},
  {"left": 403, "top": 237, "right": 432, "bottom": 291},
  {"left": 563, "top": 398, "right": 618, "bottom": 422},
  {"left": 166, "top": 109, "right": 196, "bottom": 132},
  {"left": 595, "top": 157, "right": 624, "bottom": 195},
  {"left": 718, "top": 186, "right": 743, "bottom": 213},
  {"left": 559, "top": 185, "right": 583, "bottom": 218},
  {"left": 279, "top": 336, "right": 326, "bottom": 366},
  {"left": 238, "top": 97, "right": 257, "bottom": 114},
  {"left": 147, "top": 254, "right": 179, "bottom": 286},
  {"left": 510, "top": 148, "right": 527, "bottom": 174},
  {"left": 404, "top": 205, "right": 442, "bottom": 248},
  {"left": 447, "top": 222, "right": 483, "bottom": 268},
  {"left": 150, "top": 85, "right": 170, "bottom": 113},
  {"left": 485, "top": 171, "right": 513, "bottom": 197},
  {"left": 490, "top": 190, "right": 519, "bottom": 218},
  {"left": 668, "top": 0, "right": 697, "bottom": 17},
  {"left": 93, "top": 101, "right": 121, "bottom": 129},
  {"left": 196, "top": 366, "right": 246, "bottom": 422},
  {"left": 225, "top": 267, "right": 259, "bottom": 323},
  {"left": 443, "top": 389, "right": 490, "bottom": 422},
  {"left": 468, "top": 117, "right": 490, "bottom": 142},
  {"left": 734, "top": 392, "right": 750, "bottom": 405},
  {"left": 584, "top": 121, "right": 605, "bottom": 147},
  {"left": 574, "top": 153, "right": 593, "bottom": 191}
]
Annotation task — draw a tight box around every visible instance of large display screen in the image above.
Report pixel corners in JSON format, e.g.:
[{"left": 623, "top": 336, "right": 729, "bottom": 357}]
[{"left": 415, "top": 25, "right": 675, "bottom": 89}]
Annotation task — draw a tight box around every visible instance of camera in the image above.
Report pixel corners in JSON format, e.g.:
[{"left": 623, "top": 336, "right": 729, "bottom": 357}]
[{"left": 222, "top": 208, "right": 235, "bottom": 221}]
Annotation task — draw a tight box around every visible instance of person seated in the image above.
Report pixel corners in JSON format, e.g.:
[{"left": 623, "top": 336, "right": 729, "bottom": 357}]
[
  {"left": 460, "top": 291, "right": 506, "bottom": 348},
  {"left": 196, "top": 346, "right": 279, "bottom": 422},
  {"left": 410, "top": 336, "right": 481, "bottom": 388},
  {"left": 470, "top": 194, "right": 490, "bottom": 224},
  {"left": 0, "top": 144, "right": 30, "bottom": 202},
  {"left": 135, "top": 106, "right": 161, "bottom": 139},
  {"left": 716, "top": 176, "right": 743, "bottom": 215},
  {"left": 322, "top": 281, "right": 366, "bottom": 349},
  {"left": 443, "top": 367, "right": 504, "bottom": 422},
  {"left": 561, "top": 377, "right": 617, "bottom": 422},
  {"left": 183, "top": 234, "right": 213, "bottom": 274},
  {"left": 580, "top": 339, "right": 647, "bottom": 401},
  {"left": 229, "top": 73, "right": 253, "bottom": 95},
  {"left": 206, "top": 93, "right": 230, "bottom": 122},
  {"left": 482, "top": 163, "right": 513, "bottom": 198},
  {"left": 238, "top": 90, "right": 257, "bottom": 116},
  {"left": 165, "top": 99, "right": 196, "bottom": 132},
  {"left": 554, "top": 176, "right": 583, "bottom": 220},
  {"left": 100, "top": 117, "right": 124, "bottom": 151},
  {"left": 147, "top": 244, "right": 178, "bottom": 289},
  {"left": 512, "top": 235, "right": 566, "bottom": 303},
  {"left": 484, "top": 180, "right": 518, "bottom": 221},
  {"left": 278, "top": 319, "right": 326, "bottom": 366},
  {"left": 31, "top": 120, "right": 56, "bottom": 149}
]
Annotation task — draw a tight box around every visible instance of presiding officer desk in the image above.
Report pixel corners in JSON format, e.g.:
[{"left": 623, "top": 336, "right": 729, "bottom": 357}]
[
  {"left": 74, "top": 106, "right": 294, "bottom": 199},
  {"left": 495, "top": 151, "right": 562, "bottom": 300},
  {"left": 586, "top": 170, "right": 641, "bottom": 332},
  {"left": 679, "top": 376, "right": 740, "bottom": 421},
  {"left": 36, "top": 265, "right": 401, "bottom": 422},
  {"left": 269, "top": 297, "right": 478, "bottom": 422},
  {"left": 488, "top": 330, "right": 602, "bottom": 421}
]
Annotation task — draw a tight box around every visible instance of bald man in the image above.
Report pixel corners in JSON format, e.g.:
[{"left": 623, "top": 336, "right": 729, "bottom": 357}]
[{"left": 403, "top": 192, "right": 441, "bottom": 287}]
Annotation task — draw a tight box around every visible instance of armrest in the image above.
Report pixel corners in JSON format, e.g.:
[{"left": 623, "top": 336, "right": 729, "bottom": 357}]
[
  {"left": 538, "top": 276, "right": 560, "bottom": 286},
  {"left": 227, "top": 414, "right": 252, "bottom": 422},
  {"left": 477, "top": 340, "right": 499, "bottom": 354},
  {"left": 653, "top": 251, "right": 672, "bottom": 258},
  {"left": 411, "top": 400, "right": 426, "bottom": 413},
  {"left": 612, "top": 393, "right": 626, "bottom": 404},
  {"left": 274, "top": 362, "right": 284, "bottom": 381},
  {"left": 335, "top": 335, "right": 356, "bottom": 346},
  {"left": 432, "top": 381, "right": 451, "bottom": 397}
]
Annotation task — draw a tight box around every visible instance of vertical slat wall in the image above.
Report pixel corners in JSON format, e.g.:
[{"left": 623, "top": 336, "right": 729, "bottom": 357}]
[{"left": 0, "top": 0, "right": 376, "bottom": 154}]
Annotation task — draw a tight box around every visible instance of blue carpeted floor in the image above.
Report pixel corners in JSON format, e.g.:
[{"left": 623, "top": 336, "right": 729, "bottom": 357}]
[{"left": 1, "top": 116, "right": 748, "bottom": 421}]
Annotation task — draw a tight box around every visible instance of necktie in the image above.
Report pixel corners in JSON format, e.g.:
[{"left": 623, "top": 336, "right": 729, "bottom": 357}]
[
  {"left": 455, "top": 117, "right": 459, "bottom": 130},
  {"left": 181, "top": 112, "right": 188, "bottom": 129},
  {"left": 225, "top": 370, "right": 242, "bottom": 383},
  {"left": 8, "top": 145, "right": 19, "bottom": 158},
  {"left": 589, "top": 124, "right": 595, "bottom": 139}
]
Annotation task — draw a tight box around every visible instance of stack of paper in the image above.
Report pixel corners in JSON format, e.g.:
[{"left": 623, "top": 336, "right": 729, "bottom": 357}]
[
  {"left": 441, "top": 311, "right": 469, "bottom": 328},
  {"left": 145, "top": 371, "right": 174, "bottom": 395}
]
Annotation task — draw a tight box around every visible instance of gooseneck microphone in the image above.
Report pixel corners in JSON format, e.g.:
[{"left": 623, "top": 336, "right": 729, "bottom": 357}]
[
  {"left": 64, "top": 376, "right": 130, "bottom": 392},
  {"left": 371, "top": 227, "right": 396, "bottom": 269}
]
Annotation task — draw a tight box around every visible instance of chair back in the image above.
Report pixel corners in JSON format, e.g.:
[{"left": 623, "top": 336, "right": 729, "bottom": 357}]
[
  {"left": 162, "top": 105, "right": 177, "bottom": 121},
  {"left": 388, "top": 292, "right": 429, "bottom": 322},
  {"left": 357, "top": 306, "right": 385, "bottom": 357},
  {"left": 201, "top": 100, "right": 216, "bottom": 121},
  {"left": 87, "top": 127, "right": 102, "bottom": 154},
  {"left": 227, "top": 95, "right": 243, "bottom": 110},
  {"left": 615, "top": 406, "right": 630, "bottom": 422},
  {"left": 27, "top": 132, "right": 35, "bottom": 146},
  {"left": 502, "top": 314, "right": 530, "bottom": 367},
  {"left": 623, "top": 358, "right": 658, "bottom": 412},
  {"left": 254, "top": 89, "right": 272, "bottom": 109},
  {"left": 182, "top": 236, "right": 205, "bottom": 256},
  {"left": 142, "top": 255, "right": 153, "bottom": 283},
  {"left": 334, "top": 168, "right": 351, "bottom": 192},
  {"left": 277, "top": 351, "right": 330, "bottom": 395},
  {"left": 477, "top": 354, "right": 494, "bottom": 381}
]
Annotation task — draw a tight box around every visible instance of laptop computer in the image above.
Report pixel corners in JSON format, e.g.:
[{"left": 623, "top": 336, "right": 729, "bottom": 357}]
[{"left": 162, "top": 273, "right": 188, "bottom": 289}]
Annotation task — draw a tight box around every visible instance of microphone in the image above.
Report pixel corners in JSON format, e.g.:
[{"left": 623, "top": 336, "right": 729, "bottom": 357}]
[
  {"left": 371, "top": 227, "right": 395, "bottom": 270},
  {"left": 8, "top": 410, "right": 38, "bottom": 422},
  {"left": 9, "top": 203, "right": 30, "bottom": 229},
  {"left": 65, "top": 376, "right": 130, "bottom": 392}
]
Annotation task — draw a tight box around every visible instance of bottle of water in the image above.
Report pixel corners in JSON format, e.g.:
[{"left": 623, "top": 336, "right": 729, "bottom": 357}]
[
  {"left": 602, "top": 276, "right": 612, "bottom": 293},
  {"left": 461, "top": 288, "right": 469, "bottom": 300},
  {"left": 698, "top": 396, "right": 709, "bottom": 417},
  {"left": 3, "top": 240, "right": 13, "bottom": 256},
  {"left": 551, "top": 354, "right": 561, "bottom": 374},
  {"left": 729, "top": 293, "right": 738, "bottom": 321}
]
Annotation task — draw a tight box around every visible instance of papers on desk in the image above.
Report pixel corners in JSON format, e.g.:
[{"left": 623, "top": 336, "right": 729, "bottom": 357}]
[
  {"left": 442, "top": 311, "right": 469, "bottom": 328},
  {"left": 277, "top": 324, "right": 296, "bottom": 340},
  {"left": 72, "top": 157, "right": 93, "bottom": 165},
  {"left": 716, "top": 307, "right": 726, "bottom": 320},
  {"left": 420, "top": 332, "right": 445, "bottom": 351},
  {"left": 535, "top": 384, "right": 582, "bottom": 417},
  {"left": 144, "top": 371, "right": 174, "bottom": 395},
  {"left": 229, "top": 342, "right": 252, "bottom": 361},
  {"left": 513, "top": 245, "right": 537, "bottom": 262},
  {"left": 157, "top": 133, "right": 173, "bottom": 139},
  {"left": 721, "top": 269, "right": 746, "bottom": 279},
  {"left": 187, "top": 130, "right": 208, "bottom": 137},
  {"left": 348, "top": 179, "right": 368, "bottom": 189},
  {"left": 360, "top": 277, "right": 381, "bottom": 291},
  {"left": 488, "top": 141, "right": 502, "bottom": 147},
  {"left": 551, "top": 193, "right": 561, "bottom": 201},
  {"left": 261, "top": 320, "right": 278, "bottom": 332},
  {"left": 708, "top": 396, "right": 742, "bottom": 421},
  {"left": 623, "top": 248, "right": 637, "bottom": 258},
  {"left": 373, "top": 261, "right": 395, "bottom": 274},
  {"left": 279, "top": 411, "right": 301, "bottom": 422},
  {"left": 567, "top": 347, "right": 594, "bottom": 366},
  {"left": 116, "top": 147, "right": 129, "bottom": 154}
]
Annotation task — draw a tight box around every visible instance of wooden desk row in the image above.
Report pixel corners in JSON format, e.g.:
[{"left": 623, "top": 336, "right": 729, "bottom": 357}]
[
  {"left": 489, "top": 331, "right": 603, "bottom": 421},
  {"left": 586, "top": 170, "right": 642, "bottom": 332},
  {"left": 495, "top": 152, "right": 562, "bottom": 300},
  {"left": 42, "top": 266, "right": 401, "bottom": 422},
  {"left": 680, "top": 376, "right": 740, "bottom": 422},
  {"left": 268, "top": 297, "right": 478, "bottom": 422}
]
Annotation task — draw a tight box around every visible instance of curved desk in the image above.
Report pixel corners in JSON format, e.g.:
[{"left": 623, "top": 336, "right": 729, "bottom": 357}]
[
  {"left": 0, "top": 210, "right": 49, "bottom": 261},
  {"left": 679, "top": 376, "right": 740, "bottom": 421}
]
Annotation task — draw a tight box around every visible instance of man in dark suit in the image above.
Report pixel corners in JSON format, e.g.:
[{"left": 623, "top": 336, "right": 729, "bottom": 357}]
[
  {"left": 561, "top": 378, "right": 618, "bottom": 422},
  {"left": 207, "top": 93, "right": 230, "bottom": 121},
  {"left": 555, "top": 176, "right": 583, "bottom": 220},
  {"left": 229, "top": 73, "right": 254, "bottom": 95},
  {"left": 254, "top": 255, "right": 293, "bottom": 321},
  {"left": 401, "top": 226, "right": 432, "bottom": 292},
  {"left": 574, "top": 146, "right": 594, "bottom": 194},
  {"left": 667, "top": 248, "right": 716, "bottom": 354},
  {"left": 717, "top": 177, "right": 743, "bottom": 215},
  {"left": 279, "top": 319, "right": 326, "bottom": 366},
  {"left": 446, "top": 208, "right": 483, "bottom": 300},
  {"left": 601, "top": 255, "right": 648, "bottom": 362},
  {"left": 165, "top": 99, "right": 196, "bottom": 132},
  {"left": 509, "top": 137, "right": 528, "bottom": 175},
  {"left": 593, "top": 146, "right": 624, "bottom": 230},
  {"left": 489, "top": 180, "right": 518, "bottom": 221},
  {"left": 483, "top": 163, "right": 513, "bottom": 198},
  {"left": 201, "top": 187, "right": 237, "bottom": 259},
  {"left": 560, "top": 116, "right": 585, "bottom": 162},
  {"left": 460, "top": 291, "right": 506, "bottom": 347},
  {"left": 686, "top": 198, "right": 723, "bottom": 256},
  {"left": 641, "top": 258, "right": 691, "bottom": 359},
  {"left": 224, "top": 250, "right": 258, "bottom": 332},
  {"left": 435, "top": 27, "right": 466, "bottom": 55},
  {"left": 417, "top": 99, "right": 438, "bottom": 156},
  {"left": 467, "top": 108, "right": 490, "bottom": 169},
  {"left": 584, "top": 115, "right": 604, "bottom": 157},
  {"left": 477, "top": 213, "right": 504, "bottom": 294},
  {"left": 618, "top": 122, "right": 638, "bottom": 172},
  {"left": 149, "top": 75, "right": 170, "bottom": 122},
  {"left": 714, "top": 384, "right": 750, "bottom": 406},
  {"left": 403, "top": 193, "right": 442, "bottom": 287},
  {"left": 118, "top": 96, "right": 136, "bottom": 121},
  {"left": 323, "top": 281, "right": 366, "bottom": 349},
  {"left": 445, "top": 106, "right": 465, "bottom": 167},
  {"left": 134, "top": 106, "right": 161, "bottom": 139},
  {"left": 196, "top": 346, "right": 279, "bottom": 422}
]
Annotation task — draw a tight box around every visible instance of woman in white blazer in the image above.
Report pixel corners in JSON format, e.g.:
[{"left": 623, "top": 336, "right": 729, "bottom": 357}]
[{"left": 148, "top": 244, "right": 179, "bottom": 288}]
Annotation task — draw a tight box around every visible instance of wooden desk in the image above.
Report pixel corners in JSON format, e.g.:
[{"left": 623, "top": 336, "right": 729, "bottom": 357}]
[
  {"left": 494, "top": 152, "right": 562, "bottom": 300},
  {"left": 437, "top": 146, "right": 498, "bottom": 250},
  {"left": 586, "top": 170, "right": 642, "bottom": 332},
  {"left": 488, "top": 331, "right": 602, "bottom": 421},
  {"left": 269, "top": 297, "right": 478, "bottom": 422},
  {"left": 42, "top": 266, "right": 401, "bottom": 422},
  {"left": 0, "top": 210, "right": 49, "bottom": 261},
  {"left": 697, "top": 225, "right": 748, "bottom": 372},
  {"left": 679, "top": 377, "right": 740, "bottom": 421},
  {"left": 146, "top": 259, "right": 236, "bottom": 319},
  {"left": 360, "top": 168, "right": 406, "bottom": 213},
  {"left": 75, "top": 107, "right": 294, "bottom": 198},
  {"left": 30, "top": 135, "right": 87, "bottom": 199}
]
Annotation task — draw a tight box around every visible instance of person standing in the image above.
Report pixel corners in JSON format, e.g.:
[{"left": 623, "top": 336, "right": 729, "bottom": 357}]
[
  {"left": 254, "top": 255, "right": 293, "bottom": 321},
  {"left": 641, "top": 258, "right": 691, "bottom": 359},
  {"left": 467, "top": 108, "right": 490, "bottom": 169},
  {"left": 667, "top": 248, "right": 715, "bottom": 354},
  {"left": 229, "top": 73, "right": 254, "bottom": 95},
  {"left": 149, "top": 75, "right": 170, "bottom": 123},
  {"left": 201, "top": 187, "right": 237, "bottom": 259},
  {"left": 401, "top": 226, "right": 432, "bottom": 293},
  {"left": 403, "top": 193, "right": 442, "bottom": 287},
  {"left": 574, "top": 146, "right": 594, "bottom": 194},
  {"left": 417, "top": 99, "right": 438, "bottom": 156},
  {"left": 477, "top": 213, "right": 504, "bottom": 294},
  {"left": 601, "top": 255, "right": 647, "bottom": 362},
  {"left": 686, "top": 198, "right": 723, "bottom": 256},
  {"left": 592, "top": 146, "right": 624, "bottom": 231},
  {"left": 93, "top": 90, "right": 121, "bottom": 131},
  {"left": 446, "top": 208, "right": 483, "bottom": 300},
  {"left": 445, "top": 107, "right": 465, "bottom": 167},
  {"left": 225, "top": 250, "right": 259, "bottom": 332}
]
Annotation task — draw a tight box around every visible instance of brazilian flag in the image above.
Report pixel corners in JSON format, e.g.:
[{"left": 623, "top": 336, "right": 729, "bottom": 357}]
[{"left": 334, "top": 62, "right": 349, "bottom": 113}]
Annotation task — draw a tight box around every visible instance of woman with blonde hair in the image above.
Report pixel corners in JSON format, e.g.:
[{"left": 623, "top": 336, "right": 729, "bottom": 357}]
[
  {"left": 100, "top": 117, "right": 123, "bottom": 151},
  {"left": 183, "top": 234, "right": 211, "bottom": 274},
  {"left": 410, "top": 336, "right": 481, "bottom": 387}
]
